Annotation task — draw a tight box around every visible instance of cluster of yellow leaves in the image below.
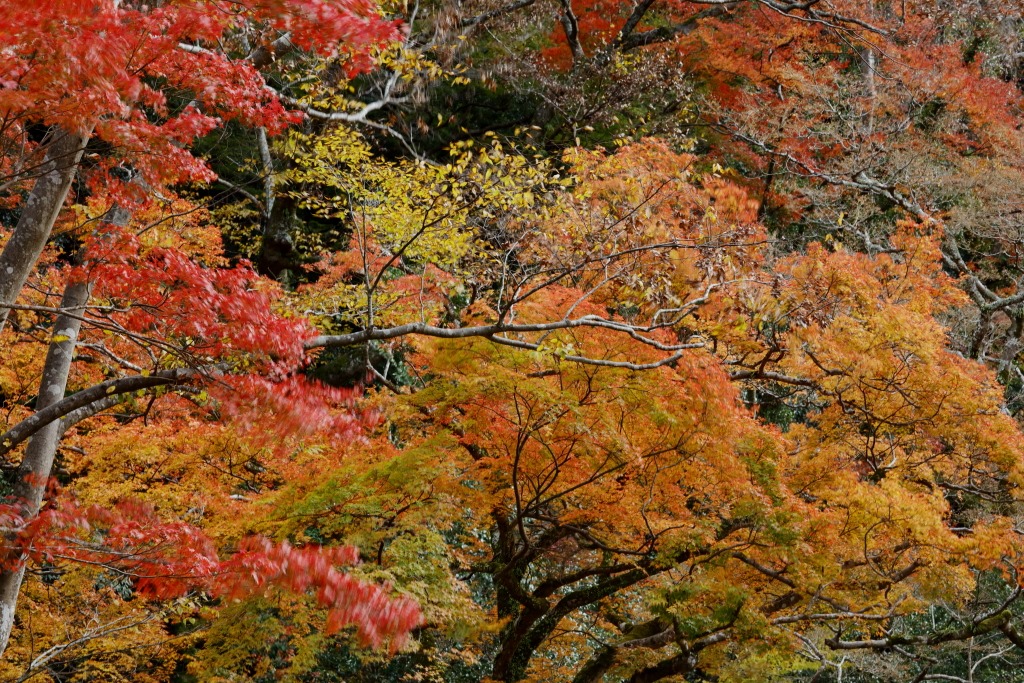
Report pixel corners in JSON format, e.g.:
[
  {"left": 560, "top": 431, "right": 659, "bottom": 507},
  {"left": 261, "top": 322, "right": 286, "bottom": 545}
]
[
  {"left": 525, "top": 139, "right": 766, "bottom": 319},
  {"left": 0, "top": 571, "right": 199, "bottom": 683},
  {"left": 287, "top": 125, "right": 553, "bottom": 332}
]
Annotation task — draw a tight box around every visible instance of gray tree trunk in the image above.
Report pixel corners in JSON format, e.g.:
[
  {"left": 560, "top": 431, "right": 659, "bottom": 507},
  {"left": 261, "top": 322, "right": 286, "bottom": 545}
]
[
  {"left": 0, "top": 127, "right": 90, "bottom": 334},
  {"left": 0, "top": 279, "right": 91, "bottom": 657}
]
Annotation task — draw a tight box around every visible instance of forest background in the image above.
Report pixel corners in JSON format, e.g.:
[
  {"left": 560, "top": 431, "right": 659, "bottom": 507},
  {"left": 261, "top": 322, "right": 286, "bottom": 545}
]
[{"left": 5, "top": 0, "right": 1024, "bottom": 681}]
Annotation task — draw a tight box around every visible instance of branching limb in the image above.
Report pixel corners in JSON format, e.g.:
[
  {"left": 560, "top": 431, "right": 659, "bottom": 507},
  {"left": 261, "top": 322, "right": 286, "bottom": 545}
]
[
  {"left": 458, "top": 0, "right": 537, "bottom": 29},
  {"left": 0, "top": 368, "right": 206, "bottom": 459},
  {"left": 557, "top": 0, "right": 585, "bottom": 64},
  {"left": 58, "top": 395, "right": 122, "bottom": 435},
  {"left": 307, "top": 316, "right": 703, "bottom": 370},
  {"left": 617, "top": 4, "right": 732, "bottom": 50},
  {"left": 825, "top": 610, "right": 1015, "bottom": 651},
  {"left": 15, "top": 614, "right": 159, "bottom": 683}
]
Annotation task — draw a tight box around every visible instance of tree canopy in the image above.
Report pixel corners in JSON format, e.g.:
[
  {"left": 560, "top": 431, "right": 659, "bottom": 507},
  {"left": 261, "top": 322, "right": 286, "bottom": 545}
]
[{"left": 5, "top": 1, "right": 1024, "bottom": 682}]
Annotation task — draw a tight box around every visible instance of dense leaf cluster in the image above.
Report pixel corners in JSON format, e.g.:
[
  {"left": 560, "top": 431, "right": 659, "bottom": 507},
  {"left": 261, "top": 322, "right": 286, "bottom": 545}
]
[{"left": 6, "top": 1, "right": 1024, "bottom": 682}]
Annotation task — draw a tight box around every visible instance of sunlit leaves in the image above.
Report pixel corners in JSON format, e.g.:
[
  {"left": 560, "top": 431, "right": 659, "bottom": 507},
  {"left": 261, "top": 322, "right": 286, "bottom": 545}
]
[{"left": 288, "top": 124, "right": 553, "bottom": 331}]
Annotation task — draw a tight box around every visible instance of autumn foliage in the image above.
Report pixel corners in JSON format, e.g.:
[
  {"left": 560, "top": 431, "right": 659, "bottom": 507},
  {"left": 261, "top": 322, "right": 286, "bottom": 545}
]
[{"left": 6, "top": 0, "right": 1024, "bottom": 681}]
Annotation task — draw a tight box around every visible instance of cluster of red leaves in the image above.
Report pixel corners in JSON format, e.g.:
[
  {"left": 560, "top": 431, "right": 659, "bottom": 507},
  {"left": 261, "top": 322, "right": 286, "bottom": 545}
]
[
  {"left": 0, "top": 0, "right": 400, "bottom": 188},
  {"left": 0, "top": 494, "right": 421, "bottom": 647},
  {"left": 257, "top": 0, "right": 403, "bottom": 74},
  {"left": 889, "top": 22, "right": 1022, "bottom": 153},
  {"left": 81, "top": 226, "right": 311, "bottom": 367},
  {"left": 668, "top": 7, "right": 1023, "bottom": 170},
  {"left": 77, "top": 225, "right": 383, "bottom": 442},
  {"left": 0, "top": 496, "right": 215, "bottom": 596},
  {"left": 213, "top": 374, "right": 380, "bottom": 442},
  {"left": 224, "top": 537, "right": 423, "bottom": 648}
]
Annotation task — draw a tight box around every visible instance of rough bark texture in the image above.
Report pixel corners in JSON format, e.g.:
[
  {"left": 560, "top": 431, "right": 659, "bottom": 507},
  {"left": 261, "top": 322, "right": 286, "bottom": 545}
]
[
  {"left": 0, "top": 127, "right": 90, "bottom": 334},
  {"left": 0, "top": 280, "right": 90, "bottom": 658}
]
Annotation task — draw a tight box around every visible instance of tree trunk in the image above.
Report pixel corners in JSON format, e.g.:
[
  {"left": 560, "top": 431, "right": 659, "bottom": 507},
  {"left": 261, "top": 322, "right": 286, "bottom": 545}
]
[
  {"left": 257, "top": 191, "right": 298, "bottom": 280},
  {"left": 0, "top": 127, "right": 90, "bottom": 334},
  {"left": 0, "top": 279, "right": 91, "bottom": 658}
]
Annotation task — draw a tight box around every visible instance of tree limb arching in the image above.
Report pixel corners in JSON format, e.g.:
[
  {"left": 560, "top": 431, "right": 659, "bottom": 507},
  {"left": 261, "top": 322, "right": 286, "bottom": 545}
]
[{"left": 0, "top": 368, "right": 205, "bottom": 460}]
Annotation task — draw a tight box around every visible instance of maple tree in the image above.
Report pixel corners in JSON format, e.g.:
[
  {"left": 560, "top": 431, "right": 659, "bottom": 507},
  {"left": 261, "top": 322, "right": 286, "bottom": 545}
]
[
  {"left": 0, "top": 0, "right": 423, "bottom": 674},
  {"left": 289, "top": 141, "right": 1024, "bottom": 682},
  {"left": 5, "top": 0, "right": 1024, "bottom": 681}
]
